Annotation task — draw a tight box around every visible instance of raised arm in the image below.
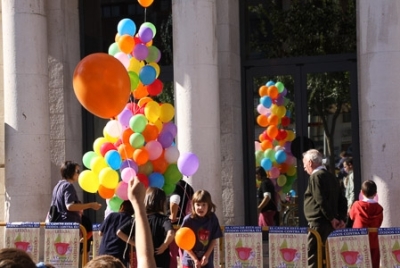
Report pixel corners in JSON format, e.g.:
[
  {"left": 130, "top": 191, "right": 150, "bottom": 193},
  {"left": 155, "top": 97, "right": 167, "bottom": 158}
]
[{"left": 128, "top": 177, "right": 156, "bottom": 268}]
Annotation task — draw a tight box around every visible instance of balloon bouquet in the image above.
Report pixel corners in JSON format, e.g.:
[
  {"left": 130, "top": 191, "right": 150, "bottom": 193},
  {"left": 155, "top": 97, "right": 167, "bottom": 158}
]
[
  {"left": 72, "top": 10, "right": 199, "bottom": 213},
  {"left": 254, "top": 81, "right": 297, "bottom": 195}
]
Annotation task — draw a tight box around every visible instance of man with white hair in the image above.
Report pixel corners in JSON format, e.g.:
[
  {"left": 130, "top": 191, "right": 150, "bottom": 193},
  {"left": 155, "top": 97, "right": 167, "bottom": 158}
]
[{"left": 303, "top": 149, "right": 346, "bottom": 268}]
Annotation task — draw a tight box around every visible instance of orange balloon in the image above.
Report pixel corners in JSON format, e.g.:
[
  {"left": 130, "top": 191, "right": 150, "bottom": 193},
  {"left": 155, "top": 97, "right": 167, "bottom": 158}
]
[
  {"left": 261, "top": 140, "right": 273, "bottom": 151},
  {"left": 267, "top": 125, "right": 278, "bottom": 139},
  {"left": 118, "top": 143, "right": 134, "bottom": 160},
  {"left": 138, "top": 96, "right": 153, "bottom": 107},
  {"left": 175, "top": 227, "right": 196, "bottom": 251},
  {"left": 259, "top": 85, "right": 268, "bottom": 97},
  {"left": 118, "top": 35, "right": 135, "bottom": 54},
  {"left": 98, "top": 185, "right": 115, "bottom": 199},
  {"left": 142, "top": 124, "right": 159, "bottom": 142},
  {"left": 257, "top": 115, "right": 268, "bottom": 127},
  {"left": 151, "top": 153, "right": 168, "bottom": 174},
  {"left": 138, "top": 0, "right": 154, "bottom": 8},
  {"left": 122, "top": 128, "right": 134, "bottom": 144},
  {"left": 267, "top": 85, "right": 279, "bottom": 99},
  {"left": 73, "top": 53, "right": 131, "bottom": 119},
  {"left": 268, "top": 114, "right": 279, "bottom": 126},
  {"left": 133, "top": 148, "right": 149, "bottom": 166},
  {"left": 133, "top": 83, "right": 148, "bottom": 99}
]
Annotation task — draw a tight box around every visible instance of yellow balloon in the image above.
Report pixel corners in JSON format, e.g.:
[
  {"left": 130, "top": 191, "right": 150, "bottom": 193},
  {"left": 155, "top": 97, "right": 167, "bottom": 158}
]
[
  {"left": 270, "top": 104, "right": 278, "bottom": 115},
  {"left": 277, "top": 174, "right": 287, "bottom": 187},
  {"left": 128, "top": 58, "right": 142, "bottom": 73},
  {"left": 153, "top": 119, "right": 163, "bottom": 132},
  {"left": 99, "top": 167, "right": 119, "bottom": 189},
  {"left": 90, "top": 156, "right": 108, "bottom": 174},
  {"left": 276, "top": 106, "right": 287, "bottom": 118},
  {"left": 148, "top": 62, "right": 160, "bottom": 78},
  {"left": 159, "top": 103, "right": 175, "bottom": 122},
  {"left": 78, "top": 170, "right": 99, "bottom": 193},
  {"left": 286, "top": 130, "right": 295, "bottom": 141},
  {"left": 287, "top": 166, "right": 297, "bottom": 176},
  {"left": 138, "top": 96, "right": 153, "bottom": 107},
  {"left": 93, "top": 137, "right": 107, "bottom": 155},
  {"left": 144, "top": 101, "right": 161, "bottom": 123}
]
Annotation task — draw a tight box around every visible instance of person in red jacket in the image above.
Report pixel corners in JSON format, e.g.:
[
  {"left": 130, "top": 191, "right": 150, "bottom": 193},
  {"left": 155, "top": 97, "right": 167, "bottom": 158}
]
[{"left": 349, "top": 180, "right": 383, "bottom": 268}]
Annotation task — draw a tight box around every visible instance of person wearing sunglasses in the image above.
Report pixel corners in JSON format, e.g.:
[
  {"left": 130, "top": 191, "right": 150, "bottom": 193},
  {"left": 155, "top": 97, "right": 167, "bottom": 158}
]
[{"left": 48, "top": 161, "right": 101, "bottom": 223}]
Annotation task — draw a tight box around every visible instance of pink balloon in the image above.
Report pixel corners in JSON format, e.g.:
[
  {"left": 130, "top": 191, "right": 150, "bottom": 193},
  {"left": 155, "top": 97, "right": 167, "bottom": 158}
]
[
  {"left": 115, "top": 181, "right": 129, "bottom": 200},
  {"left": 255, "top": 141, "right": 261, "bottom": 151},
  {"left": 121, "top": 167, "right": 136, "bottom": 183},
  {"left": 269, "top": 167, "right": 280, "bottom": 179},
  {"left": 145, "top": 140, "right": 163, "bottom": 160}
]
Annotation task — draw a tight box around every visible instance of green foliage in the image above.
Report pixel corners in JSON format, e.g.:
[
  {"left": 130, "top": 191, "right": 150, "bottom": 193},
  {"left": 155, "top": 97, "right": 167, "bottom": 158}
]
[{"left": 247, "top": 0, "right": 356, "bottom": 58}]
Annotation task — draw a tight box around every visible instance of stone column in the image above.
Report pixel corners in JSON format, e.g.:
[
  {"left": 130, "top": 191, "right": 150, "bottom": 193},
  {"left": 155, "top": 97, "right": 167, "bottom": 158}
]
[
  {"left": 358, "top": 0, "right": 400, "bottom": 226},
  {"left": 2, "top": 0, "right": 50, "bottom": 221},
  {"left": 172, "top": 0, "right": 223, "bottom": 219},
  {"left": 216, "top": 0, "right": 244, "bottom": 225}
]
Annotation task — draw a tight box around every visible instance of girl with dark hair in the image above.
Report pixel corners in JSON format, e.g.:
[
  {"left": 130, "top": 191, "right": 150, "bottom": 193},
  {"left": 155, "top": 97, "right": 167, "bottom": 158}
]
[
  {"left": 256, "top": 166, "right": 278, "bottom": 227},
  {"left": 47, "top": 161, "right": 101, "bottom": 223},
  {"left": 98, "top": 201, "right": 134, "bottom": 266},
  {"left": 118, "top": 187, "right": 174, "bottom": 268},
  {"left": 179, "top": 190, "right": 223, "bottom": 268}
]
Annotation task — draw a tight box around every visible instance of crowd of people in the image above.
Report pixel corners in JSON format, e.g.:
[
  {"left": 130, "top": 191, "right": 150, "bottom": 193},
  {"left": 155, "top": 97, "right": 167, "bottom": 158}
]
[{"left": 1, "top": 151, "right": 384, "bottom": 268}]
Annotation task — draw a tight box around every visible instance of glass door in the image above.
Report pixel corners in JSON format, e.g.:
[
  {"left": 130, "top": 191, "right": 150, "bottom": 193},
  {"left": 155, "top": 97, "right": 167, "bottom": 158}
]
[{"left": 243, "top": 57, "right": 358, "bottom": 226}]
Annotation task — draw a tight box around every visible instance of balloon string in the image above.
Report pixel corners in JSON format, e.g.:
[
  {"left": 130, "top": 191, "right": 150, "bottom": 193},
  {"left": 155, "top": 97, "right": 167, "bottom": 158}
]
[{"left": 144, "top": 8, "right": 147, "bottom": 23}]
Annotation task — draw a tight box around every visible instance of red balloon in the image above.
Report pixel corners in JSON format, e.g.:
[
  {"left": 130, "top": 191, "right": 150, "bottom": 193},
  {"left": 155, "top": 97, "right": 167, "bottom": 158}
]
[
  {"left": 100, "top": 142, "right": 117, "bottom": 157},
  {"left": 147, "top": 79, "right": 163, "bottom": 96},
  {"left": 73, "top": 53, "right": 131, "bottom": 119},
  {"left": 137, "top": 173, "right": 149, "bottom": 188}
]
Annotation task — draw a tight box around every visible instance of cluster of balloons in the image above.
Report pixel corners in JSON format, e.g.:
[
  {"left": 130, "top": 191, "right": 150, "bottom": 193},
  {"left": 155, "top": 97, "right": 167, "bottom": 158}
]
[
  {"left": 255, "top": 81, "right": 297, "bottom": 194},
  {"left": 73, "top": 17, "right": 200, "bottom": 212}
]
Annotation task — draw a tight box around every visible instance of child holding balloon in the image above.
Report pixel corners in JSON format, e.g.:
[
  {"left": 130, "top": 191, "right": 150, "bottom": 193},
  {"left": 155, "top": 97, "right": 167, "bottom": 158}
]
[{"left": 177, "top": 190, "right": 223, "bottom": 268}]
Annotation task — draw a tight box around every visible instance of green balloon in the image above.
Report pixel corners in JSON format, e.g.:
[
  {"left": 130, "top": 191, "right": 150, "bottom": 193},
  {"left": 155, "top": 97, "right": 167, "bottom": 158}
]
[
  {"left": 130, "top": 114, "right": 148, "bottom": 133},
  {"left": 129, "top": 133, "right": 145, "bottom": 149},
  {"left": 108, "top": 42, "right": 120, "bottom": 56},
  {"left": 164, "top": 164, "right": 182, "bottom": 185},
  {"left": 109, "top": 196, "right": 123, "bottom": 212},
  {"left": 128, "top": 71, "right": 140, "bottom": 91},
  {"left": 163, "top": 183, "right": 176, "bottom": 195},
  {"left": 275, "top": 81, "right": 284, "bottom": 93},
  {"left": 138, "top": 161, "right": 153, "bottom": 176},
  {"left": 82, "top": 151, "right": 97, "bottom": 169}
]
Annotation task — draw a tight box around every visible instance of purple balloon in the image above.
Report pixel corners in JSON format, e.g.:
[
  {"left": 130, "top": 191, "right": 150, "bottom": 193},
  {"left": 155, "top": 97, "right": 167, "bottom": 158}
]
[
  {"left": 118, "top": 108, "right": 133, "bottom": 127},
  {"left": 177, "top": 152, "right": 199, "bottom": 176},
  {"left": 139, "top": 27, "right": 154, "bottom": 43},
  {"left": 162, "top": 122, "right": 177, "bottom": 138},
  {"left": 120, "top": 159, "right": 138, "bottom": 173},
  {"left": 158, "top": 131, "right": 174, "bottom": 148},
  {"left": 133, "top": 44, "right": 149, "bottom": 61}
]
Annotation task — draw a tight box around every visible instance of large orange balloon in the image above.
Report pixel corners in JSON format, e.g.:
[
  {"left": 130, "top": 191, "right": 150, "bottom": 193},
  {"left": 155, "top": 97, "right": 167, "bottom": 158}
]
[
  {"left": 175, "top": 227, "right": 196, "bottom": 251},
  {"left": 73, "top": 53, "right": 131, "bottom": 119}
]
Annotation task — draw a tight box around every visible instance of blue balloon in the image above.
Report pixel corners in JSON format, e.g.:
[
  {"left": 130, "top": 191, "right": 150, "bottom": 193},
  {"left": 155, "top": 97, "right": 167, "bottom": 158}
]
[
  {"left": 118, "top": 18, "right": 136, "bottom": 36},
  {"left": 275, "top": 150, "right": 287, "bottom": 164},
  {"left": 105, "top": 150, "right": 122, "bottom": 170},
  {"left": 139, "top": 65, "right": 156, "bottom": 85},
  {"left": 266, "top": 80, "right": 275, "bottom": 86},
  {"left": 261, "top": 158, "right": 272, "bottom": 171},
  {"left": 260, "top": 96, "right": 272, "bottom": 108},
  {"left": 149, "top": 172, "right": 165, "bottom": 188}
]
